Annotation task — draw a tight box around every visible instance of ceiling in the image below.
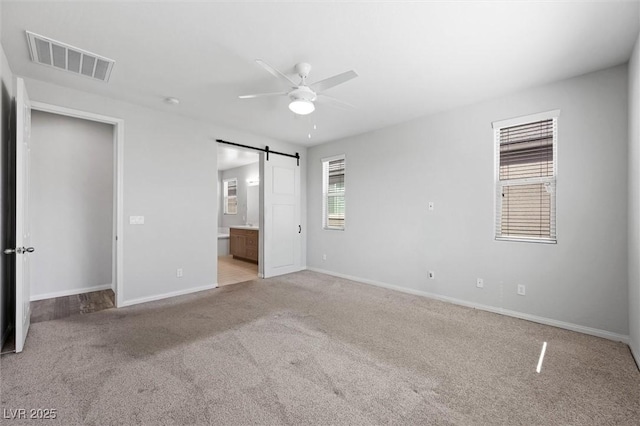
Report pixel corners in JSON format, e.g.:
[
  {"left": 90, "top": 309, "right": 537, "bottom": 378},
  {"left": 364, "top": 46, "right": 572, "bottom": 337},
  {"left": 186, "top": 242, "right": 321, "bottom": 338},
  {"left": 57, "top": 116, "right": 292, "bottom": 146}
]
[
  {"left": 217, "top": 145, "right": 259, "bottom": 171},
  {"left": 2, "top": 1, "right": 639, "bottom": 147}
]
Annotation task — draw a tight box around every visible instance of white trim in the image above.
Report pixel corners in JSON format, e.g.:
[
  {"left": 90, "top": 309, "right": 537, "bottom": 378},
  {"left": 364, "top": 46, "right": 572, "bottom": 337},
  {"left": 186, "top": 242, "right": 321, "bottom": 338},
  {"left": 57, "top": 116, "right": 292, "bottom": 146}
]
[
  {"left": 306, "top": 267, "right": 629, "bottom": 344},
  {"left": 119, "top": 283, "right": 219, "bottom": 308},
  {"left": 30, "top": 101, "right": 125, "bottom": 308},
  {"left": 495, "top": 237, "right": 557, "bottom": 244},
  {"left": 630, "top": 344, "right": 640, "bottom": 371},
  {"left": 492, "top": 109, "right": 561, "bottom": 130},
  {"left": 30, "top": 284, "right": 113, "bottom": 301},
  {"left": 322, "top": 154, "right": 346, "bottom": 231}
]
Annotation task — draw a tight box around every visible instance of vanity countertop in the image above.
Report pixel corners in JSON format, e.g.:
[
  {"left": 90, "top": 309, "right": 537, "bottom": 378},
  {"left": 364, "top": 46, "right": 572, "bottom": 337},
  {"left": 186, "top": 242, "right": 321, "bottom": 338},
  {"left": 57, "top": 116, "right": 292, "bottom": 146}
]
[{"left": 230, "top": 225, "right": 259, "bottom": 230}]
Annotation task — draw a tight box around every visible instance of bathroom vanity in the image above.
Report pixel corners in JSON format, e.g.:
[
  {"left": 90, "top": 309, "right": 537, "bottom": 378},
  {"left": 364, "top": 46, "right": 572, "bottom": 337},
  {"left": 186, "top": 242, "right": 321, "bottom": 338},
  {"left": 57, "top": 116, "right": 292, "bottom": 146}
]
[{"left": 229, "top": 226, "right": 259, "bottom": 263}]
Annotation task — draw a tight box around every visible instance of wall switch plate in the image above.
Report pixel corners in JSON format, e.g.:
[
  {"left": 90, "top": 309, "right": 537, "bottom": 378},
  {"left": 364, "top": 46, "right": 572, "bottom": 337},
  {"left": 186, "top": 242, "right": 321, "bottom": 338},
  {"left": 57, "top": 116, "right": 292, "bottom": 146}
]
[
  {"left": 322, "top": 254, "right": 327, "bottom": 261},
  {"left": 476, "top": 278, "right": 484, "bottom": 288},
  {"left": 177, "top": 268, "right": 183, "bottom": 278},
  {"left": 428, "top": 271, "right": 435, "bottom": 279},
  {"left": 129, "top": 215, "right": 144, "bottom": 225},
  {"left": 517, "top": 284, "right": 526, "bottom": 296},
  {"left": 428, "top": 202, "right": 435, "bottom": 211}
]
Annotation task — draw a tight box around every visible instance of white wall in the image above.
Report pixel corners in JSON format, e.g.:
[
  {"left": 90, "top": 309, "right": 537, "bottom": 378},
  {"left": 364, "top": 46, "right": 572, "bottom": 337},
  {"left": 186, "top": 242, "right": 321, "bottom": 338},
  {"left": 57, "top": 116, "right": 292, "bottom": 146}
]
[
  {"left": 30, "top": 110, "right": 113, "bottom": 299},
  {"left": 628, "top": 31, "right": 640, "bottom": 363},
  {"left": 221, "top": 161, "right": 259, "bottom": 228},
  {"left": 23, "top": 78, "right": 306, "bottom": 306},
  {"left": 308, "top": 64, "right": 629, "bottom": 338}
]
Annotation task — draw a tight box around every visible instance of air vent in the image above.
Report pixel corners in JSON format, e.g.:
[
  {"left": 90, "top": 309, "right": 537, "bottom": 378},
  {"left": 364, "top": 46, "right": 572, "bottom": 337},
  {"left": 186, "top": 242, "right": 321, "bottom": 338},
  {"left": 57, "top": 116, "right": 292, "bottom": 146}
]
[{"left": 26, "top": 31, "right": 115, "bottom": 82}]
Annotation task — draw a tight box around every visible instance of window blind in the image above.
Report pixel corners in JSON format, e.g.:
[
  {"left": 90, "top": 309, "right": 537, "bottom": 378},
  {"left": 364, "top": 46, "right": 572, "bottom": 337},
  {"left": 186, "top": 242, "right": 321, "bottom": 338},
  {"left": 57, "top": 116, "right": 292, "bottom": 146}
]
[
  {"left": 224, "top": 179, "right": 238, "bottom": 215},
  {"left": 496, "top": 118, "right": 556, "bottom": 242}
]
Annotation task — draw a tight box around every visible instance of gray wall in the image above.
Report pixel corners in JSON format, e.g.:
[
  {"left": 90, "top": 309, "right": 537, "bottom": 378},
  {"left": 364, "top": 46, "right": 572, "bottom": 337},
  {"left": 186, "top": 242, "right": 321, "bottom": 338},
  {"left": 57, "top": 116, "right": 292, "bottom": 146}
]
[
  {"left": 30, "top": 110, "right": 113, "bottom": 299},
  {"left": 628, "top": 32, "right": 640, "bottom": 362},
  {"left": 23, "top": 78, "right": 306, "bottom": 305},
  {"left": 307, "top": 64, "right": 629, "bottom": 337},
  {"left": 220, "top": 161, "right": 259, "bottom": 228}
]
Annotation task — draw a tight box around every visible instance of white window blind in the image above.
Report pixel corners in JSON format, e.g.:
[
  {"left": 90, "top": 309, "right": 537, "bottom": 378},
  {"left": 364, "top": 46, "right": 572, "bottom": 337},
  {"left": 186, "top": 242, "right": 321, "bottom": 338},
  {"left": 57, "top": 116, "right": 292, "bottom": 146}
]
[
  {"left": 322, "top": 155, "right": 345, "bottom": 230},
  {"left": 223, "top": 178, "right": 237, "bottom": 215},
  {"left": 495, "top": 115, "right": 557, "bottom": 243}
]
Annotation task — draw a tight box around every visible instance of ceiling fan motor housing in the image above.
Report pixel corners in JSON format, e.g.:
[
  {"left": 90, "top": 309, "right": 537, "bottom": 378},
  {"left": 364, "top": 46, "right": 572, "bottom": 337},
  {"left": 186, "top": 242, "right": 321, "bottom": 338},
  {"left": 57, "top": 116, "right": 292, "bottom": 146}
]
[
  {"left": 295, "top": 62, "right": 312, "bottom": 79},
  {"left": 289, "top": 86, "right": 317, "bottom": 102}
]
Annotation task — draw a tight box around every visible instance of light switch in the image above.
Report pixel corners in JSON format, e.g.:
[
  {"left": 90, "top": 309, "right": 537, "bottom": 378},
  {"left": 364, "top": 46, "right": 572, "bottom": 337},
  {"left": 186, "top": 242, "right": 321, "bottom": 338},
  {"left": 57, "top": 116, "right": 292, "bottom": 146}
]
[
  {"left": 428, "top": 202, "right": 435, "bottom": 211},
  {"left": 129, "top": 216, "right": 145, "bottom": 225}
]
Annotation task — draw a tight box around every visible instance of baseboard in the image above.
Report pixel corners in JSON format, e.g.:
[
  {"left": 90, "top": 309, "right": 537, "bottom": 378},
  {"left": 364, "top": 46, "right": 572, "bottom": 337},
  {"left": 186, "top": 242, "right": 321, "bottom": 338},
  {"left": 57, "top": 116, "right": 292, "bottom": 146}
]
[
  {"left": 30, "top": 284, "right": 114, "bottom": 301},
  {"left": 630, "top": 343, "right": 640, "bottom": 372},
  {"left": 307, "top": 267, "right": 630, "bottom": 344},
  {"left": 120, "top": 283, "right": 219, "bottom": 308}
]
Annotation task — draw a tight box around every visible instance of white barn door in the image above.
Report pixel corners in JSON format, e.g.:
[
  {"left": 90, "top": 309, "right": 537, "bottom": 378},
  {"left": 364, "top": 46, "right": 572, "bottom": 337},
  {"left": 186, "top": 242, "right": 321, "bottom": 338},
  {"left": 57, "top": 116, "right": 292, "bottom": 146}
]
[{"left": 260, "top": 152, "right": 302, "bottom": 278}]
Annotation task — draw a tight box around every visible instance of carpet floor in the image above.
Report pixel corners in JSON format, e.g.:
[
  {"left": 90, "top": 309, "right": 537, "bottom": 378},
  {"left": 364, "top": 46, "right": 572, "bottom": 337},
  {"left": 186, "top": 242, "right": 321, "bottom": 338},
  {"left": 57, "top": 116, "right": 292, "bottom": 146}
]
[{"left": 1, "top": 271, "right": 639, "bottom": 425}]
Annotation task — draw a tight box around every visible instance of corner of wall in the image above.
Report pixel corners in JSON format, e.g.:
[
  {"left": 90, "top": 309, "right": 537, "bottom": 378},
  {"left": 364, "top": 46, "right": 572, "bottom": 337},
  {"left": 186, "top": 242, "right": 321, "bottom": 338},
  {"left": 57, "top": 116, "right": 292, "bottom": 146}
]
[{"left": 628, "top": 28, "right": 640, "bottom": 367}]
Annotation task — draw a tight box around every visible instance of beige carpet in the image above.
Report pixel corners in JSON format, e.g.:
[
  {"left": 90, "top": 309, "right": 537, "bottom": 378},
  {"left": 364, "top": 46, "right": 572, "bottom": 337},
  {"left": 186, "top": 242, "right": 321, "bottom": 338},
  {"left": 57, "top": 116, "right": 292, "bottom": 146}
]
[{"left": 1, "top": 271, "right": 639, "bottom": 425}]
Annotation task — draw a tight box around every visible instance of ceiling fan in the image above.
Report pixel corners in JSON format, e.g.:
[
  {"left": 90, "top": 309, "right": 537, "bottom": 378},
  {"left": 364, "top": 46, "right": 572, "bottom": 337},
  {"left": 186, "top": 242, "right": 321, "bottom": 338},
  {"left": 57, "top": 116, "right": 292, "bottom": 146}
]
[{"left": 239, "top": 60, "right": 358, "bottom": 115}]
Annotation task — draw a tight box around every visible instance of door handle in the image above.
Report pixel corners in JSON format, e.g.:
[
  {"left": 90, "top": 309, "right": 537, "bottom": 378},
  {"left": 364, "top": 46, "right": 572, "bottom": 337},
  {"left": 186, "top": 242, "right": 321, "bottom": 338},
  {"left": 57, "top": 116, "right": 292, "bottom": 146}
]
[
  {"left": 298, "top": 225, "right": 301, "bottom": 234},
  {"left": 3, "top": 247, "right": 35, "bottom": 255}
]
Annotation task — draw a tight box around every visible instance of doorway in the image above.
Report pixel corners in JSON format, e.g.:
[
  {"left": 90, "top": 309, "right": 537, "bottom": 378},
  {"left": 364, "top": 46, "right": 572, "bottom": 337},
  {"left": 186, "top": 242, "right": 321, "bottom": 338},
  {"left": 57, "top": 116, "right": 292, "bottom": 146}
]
[
  {"left": 30, "top": 102, "right": 124, "bottom": 307},
  {"left": 217, "top": 145, "right": 260, "bottom": 286}
]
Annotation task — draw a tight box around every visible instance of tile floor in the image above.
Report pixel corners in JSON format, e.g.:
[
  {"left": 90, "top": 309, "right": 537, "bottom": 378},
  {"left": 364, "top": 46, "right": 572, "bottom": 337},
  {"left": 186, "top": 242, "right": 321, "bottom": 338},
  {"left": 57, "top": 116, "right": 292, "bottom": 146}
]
[{"left": 218, "top": 255, "right": 259, "bottom": 286}]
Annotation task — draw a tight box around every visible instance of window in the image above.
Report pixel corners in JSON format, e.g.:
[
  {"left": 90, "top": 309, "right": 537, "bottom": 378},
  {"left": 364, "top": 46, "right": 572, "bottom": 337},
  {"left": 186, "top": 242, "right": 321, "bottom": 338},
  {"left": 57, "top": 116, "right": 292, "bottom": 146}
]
[
  {"left": 322, "top": 155, "right": 345, "bottom": 230},
  {"left": 493, "top": 111, "right": 559, "bottom": 243},
  {"left": 223, "top": 178, "right": 237, "bottom": 215}
]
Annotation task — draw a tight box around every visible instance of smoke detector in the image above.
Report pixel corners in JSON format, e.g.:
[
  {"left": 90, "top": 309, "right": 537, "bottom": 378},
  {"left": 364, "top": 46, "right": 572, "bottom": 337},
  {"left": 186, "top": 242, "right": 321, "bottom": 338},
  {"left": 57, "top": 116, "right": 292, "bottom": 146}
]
[{"left": 26, "top": 31, "right": 115, "bottom": 82}]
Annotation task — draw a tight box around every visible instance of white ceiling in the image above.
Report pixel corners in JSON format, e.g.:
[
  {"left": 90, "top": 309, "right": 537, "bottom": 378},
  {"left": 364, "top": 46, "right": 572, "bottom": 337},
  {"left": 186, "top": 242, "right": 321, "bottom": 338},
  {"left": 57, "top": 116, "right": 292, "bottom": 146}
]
[
  {"left": 2, "top": 1, "right": 639, "bottom": 147},
  {"left": 217, "top": 145, "right": 259, "bottom": 171}
]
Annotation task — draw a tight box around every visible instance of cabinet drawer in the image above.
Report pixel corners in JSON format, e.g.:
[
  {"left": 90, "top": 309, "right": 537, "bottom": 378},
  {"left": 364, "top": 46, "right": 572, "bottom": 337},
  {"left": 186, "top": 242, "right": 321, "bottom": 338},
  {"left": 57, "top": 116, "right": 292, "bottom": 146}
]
[
  {"left": 230, "top": 228, "right": 258, "bottom": 237},
  {"left": 245, "top": 247, "right": 258, "bottom": 261}
]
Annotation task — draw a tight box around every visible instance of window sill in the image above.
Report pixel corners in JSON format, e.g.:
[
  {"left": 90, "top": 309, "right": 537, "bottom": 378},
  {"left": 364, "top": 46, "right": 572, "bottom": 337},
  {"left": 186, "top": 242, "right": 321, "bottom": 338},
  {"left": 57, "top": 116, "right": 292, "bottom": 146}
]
[
  {"left": 323, "top": 227, "right": 345, "bottom": 231},
  {"left": 495, "top": 237, "right": 556, "bottom": 244}
]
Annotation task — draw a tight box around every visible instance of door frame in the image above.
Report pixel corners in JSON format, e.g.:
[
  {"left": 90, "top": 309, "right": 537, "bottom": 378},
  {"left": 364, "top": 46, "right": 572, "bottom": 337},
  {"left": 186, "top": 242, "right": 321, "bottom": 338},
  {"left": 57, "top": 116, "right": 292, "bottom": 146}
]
[{"left": 30, "top": 101, "right": 125, "bottom": 307}]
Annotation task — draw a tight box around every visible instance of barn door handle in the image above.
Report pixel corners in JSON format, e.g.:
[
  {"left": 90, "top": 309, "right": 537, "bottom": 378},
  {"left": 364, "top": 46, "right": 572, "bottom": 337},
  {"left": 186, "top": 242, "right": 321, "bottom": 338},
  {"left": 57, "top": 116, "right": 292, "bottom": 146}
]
[{"left": 298, "top": 225, "right": 301, "bottom": 234}]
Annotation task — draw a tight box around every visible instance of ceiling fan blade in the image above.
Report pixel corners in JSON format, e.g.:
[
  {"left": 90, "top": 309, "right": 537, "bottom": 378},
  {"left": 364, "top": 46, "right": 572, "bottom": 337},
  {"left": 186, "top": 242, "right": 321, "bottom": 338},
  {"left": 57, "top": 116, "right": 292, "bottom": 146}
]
[
  {"left": 255, "top": 59, "right": 298, "bottom": 87},
  {"left": 239, "top": 91, "right": 288, "bottom": 99},
  {"left": 316, "top": 94, "right": 355, "bottom": 110},
  {"left": 311, "top": 70, "right": 358, "bottom": 93}
]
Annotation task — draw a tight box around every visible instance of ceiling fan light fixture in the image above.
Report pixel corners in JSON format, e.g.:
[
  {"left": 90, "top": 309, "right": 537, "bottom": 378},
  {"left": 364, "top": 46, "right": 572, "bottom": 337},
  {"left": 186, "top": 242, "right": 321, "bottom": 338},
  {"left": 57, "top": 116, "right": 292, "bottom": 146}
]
[{"left": 289, "top": 99, "right": 315, "bottom": 115}]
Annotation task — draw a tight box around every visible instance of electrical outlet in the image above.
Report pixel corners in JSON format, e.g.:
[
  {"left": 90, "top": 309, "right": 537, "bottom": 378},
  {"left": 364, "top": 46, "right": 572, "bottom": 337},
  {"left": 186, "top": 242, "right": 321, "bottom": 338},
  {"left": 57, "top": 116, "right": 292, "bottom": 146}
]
[
  {"left": 322, "top": 254, "right": 327, "bottom": 261},
  {"left": 517, "top": 284, "right": 526, "bottom": 296},
  {"left": 177, "top": 268, "right": 183, "bottom": 278},
  {"left": 476, "top": 278, "right": 484, "bottom": 288},
  {"left": 428, "top": 271, "right": 435, "bottom": 279}
]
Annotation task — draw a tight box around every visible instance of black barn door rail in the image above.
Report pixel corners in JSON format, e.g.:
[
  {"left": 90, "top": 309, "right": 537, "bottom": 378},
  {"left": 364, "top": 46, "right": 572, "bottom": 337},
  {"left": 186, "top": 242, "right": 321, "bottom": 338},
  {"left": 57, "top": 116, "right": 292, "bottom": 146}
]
[{"left": 216, "top": 139, "right": 300, "bottom": 166}]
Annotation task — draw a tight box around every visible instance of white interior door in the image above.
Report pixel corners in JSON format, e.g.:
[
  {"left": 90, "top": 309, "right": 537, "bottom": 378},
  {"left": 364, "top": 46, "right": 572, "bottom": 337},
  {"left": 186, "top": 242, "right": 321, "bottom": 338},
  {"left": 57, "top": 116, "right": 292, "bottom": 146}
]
[
  {"left": 13, "top": 77, "right": 33, "bottom": 353},
  {"left": 260, "top": 152, "right": 302, "bottom": 278}
]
